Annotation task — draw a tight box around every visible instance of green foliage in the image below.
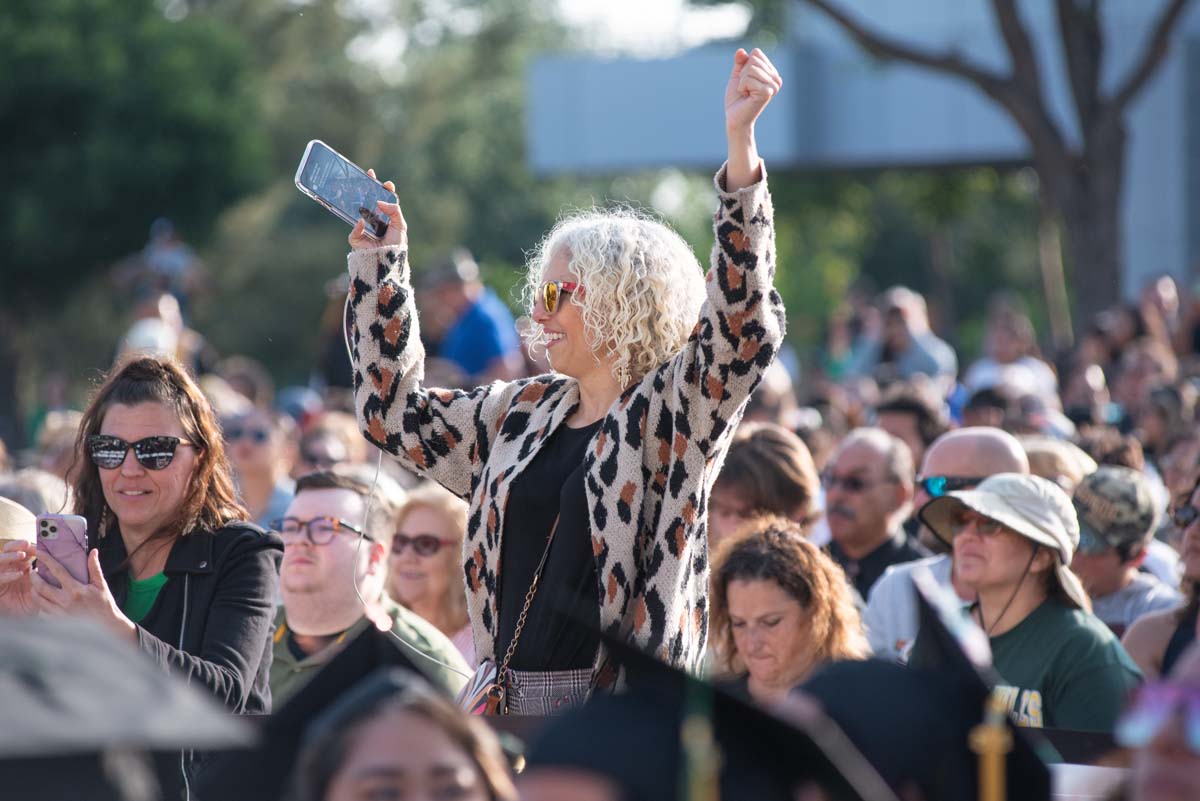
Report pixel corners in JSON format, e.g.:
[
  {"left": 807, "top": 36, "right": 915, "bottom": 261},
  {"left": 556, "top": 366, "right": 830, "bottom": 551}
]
[{"left": 0, "top": 0, "right": 267, "bottom": 305}]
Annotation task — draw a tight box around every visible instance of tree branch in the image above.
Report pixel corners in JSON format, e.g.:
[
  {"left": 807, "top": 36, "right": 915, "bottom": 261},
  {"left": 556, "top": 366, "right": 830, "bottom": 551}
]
[
  {"left": 992, "top": 0, "right": 1044, "bottom": 95},
  {"left": 803, "top": 0, "right": 1008, "bottom": 92},
  {"left": 1109, "top": 0, "right": 1192, "bottom": 116},
  {"left": 1056, "top": 0, "right": 1103, "bottom": 136},
  {"left": 803, "top": 0, "right": 1074, "bottom": 178}
]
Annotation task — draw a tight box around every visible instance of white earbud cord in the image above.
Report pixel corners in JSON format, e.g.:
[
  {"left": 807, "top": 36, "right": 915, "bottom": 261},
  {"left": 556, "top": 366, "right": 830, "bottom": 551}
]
[{"left": 343, "top": 292, "right": 472, "bottom": 680}]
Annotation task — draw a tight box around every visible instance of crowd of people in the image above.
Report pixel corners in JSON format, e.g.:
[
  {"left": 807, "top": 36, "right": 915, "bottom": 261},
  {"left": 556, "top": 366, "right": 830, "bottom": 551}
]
[{"left": 2, "top": 46, "right": 1200, "bottom": 801}]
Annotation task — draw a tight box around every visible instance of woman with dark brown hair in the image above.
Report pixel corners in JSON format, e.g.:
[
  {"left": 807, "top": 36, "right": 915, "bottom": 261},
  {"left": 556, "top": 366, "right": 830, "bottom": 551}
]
[
  {"left": 0, "top": 356, "right": 283, "bottom": 719},
  {"left": 710, "top": 517, "right": 869, "bottom": 703},
  {"left": 293, "top": 669, "right": 516, "bottom": 801}
]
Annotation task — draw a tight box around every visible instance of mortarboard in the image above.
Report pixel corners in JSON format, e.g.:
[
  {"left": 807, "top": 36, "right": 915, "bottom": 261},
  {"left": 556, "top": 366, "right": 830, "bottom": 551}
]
[
  {"left": 0, "top": 615, "right": 254, "bottom": 801},
  {"left": 193, "top": 622, "right": 449, "bottom": 801},
  {"left": 802, "top": 567, "right": 1052, "bottom": 801},
  {"left": 523, "top": 631, "right": 901, "bottom": 801}
]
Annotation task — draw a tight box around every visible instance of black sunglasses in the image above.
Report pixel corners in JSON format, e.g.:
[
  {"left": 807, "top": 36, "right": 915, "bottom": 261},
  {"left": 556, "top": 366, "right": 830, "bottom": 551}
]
[
  {"left": 87, "top": 435, "right": 196, "bottom": 471},
  {"left": 919, "top": 476, "right": 984, "bottom": 498}
]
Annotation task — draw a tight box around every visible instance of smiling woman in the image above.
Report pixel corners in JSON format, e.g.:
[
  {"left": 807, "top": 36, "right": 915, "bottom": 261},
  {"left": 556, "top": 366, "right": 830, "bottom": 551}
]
[{"left": 0, "top": 355, "right": 284, "bottom": 798}]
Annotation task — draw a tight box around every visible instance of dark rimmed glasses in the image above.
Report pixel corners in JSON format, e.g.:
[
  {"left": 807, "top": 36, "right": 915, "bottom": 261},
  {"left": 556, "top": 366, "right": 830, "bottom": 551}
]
[
  {"left": 273, "top": 516, "right": 371, "bottom": 546},
  {"left": 86, "top": 435, "right": 195, "bottom": 471},
  {"left": 919, "top": 475, "right": 985, "bottom": 498},
  {"left": 1115, "top": 681, "right": 1200, "bottom": 753},
  {"left": 224, "top": 425, "right": 270, "bottom": 444},
  {"left": 391, "top": 533, "right": 457, "bottom": 557},
  {"left": 821, "top": 473, "right": 895, "bottom": 493},
  {"left": 541, "top": 280, "right": 579, "bottom": 315}
]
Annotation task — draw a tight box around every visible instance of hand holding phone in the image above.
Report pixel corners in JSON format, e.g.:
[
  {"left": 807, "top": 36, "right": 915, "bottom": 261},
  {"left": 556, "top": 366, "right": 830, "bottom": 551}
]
[
  {"left": 35, "top": 514, "right": 90, "bottom": 589},
  {"left": 295, "top": 140, "right": 399, "bottom": 240}
]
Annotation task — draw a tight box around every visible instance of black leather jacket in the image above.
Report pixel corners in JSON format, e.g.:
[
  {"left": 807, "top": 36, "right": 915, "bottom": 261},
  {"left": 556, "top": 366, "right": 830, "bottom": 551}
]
[{"left": 97, "top": 522, "right": 283, "bottom": 714}]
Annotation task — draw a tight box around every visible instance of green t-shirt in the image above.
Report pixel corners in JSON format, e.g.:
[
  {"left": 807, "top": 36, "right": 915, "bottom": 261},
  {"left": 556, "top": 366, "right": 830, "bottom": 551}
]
[
  {"left": 990, "top": 599, "right": 1142, "bottom": 733},
  {"left": 123, "top": 572, "right": 169, "bottom": 623}
]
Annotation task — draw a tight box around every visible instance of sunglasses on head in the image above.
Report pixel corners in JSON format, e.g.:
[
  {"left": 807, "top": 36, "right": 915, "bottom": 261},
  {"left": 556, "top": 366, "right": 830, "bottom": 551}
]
[
  {"left": 224, "top": 425, "right": 270, "bottom": 444},
  {"left": 1115, "top": 681, "right": 1200, "bottom": 753},
  {"left": 919, "top": 476, "right": 984, "bottom": 497},
  {"left": 540, "top": 280, "right": 579, "bottom": 315},
  {"left": 391, "top": 533, "right": 456, "bottom": 557},
  {"left": 87, "top": 435, "right": 195, "bottom": 471}
]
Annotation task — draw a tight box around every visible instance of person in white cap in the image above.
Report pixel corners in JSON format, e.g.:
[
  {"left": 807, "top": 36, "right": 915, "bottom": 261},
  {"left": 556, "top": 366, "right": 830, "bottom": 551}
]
[{"left": 917, "top": 473, "right": 1142, "bottom": 733}]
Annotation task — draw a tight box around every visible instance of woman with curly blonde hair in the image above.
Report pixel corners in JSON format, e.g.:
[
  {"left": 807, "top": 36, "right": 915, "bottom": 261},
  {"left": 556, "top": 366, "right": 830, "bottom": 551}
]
[
  {"left": 344, "top": 49, "right": 785, "bottom": 713},
  {"left": 711, "top": 517, "right": 869, "bottom": 703}
]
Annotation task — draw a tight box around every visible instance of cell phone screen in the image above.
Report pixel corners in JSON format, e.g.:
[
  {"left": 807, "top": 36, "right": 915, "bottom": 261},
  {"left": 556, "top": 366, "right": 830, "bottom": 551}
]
[{"left": 297, "top": 142, "right": 395, "bottom": 239}]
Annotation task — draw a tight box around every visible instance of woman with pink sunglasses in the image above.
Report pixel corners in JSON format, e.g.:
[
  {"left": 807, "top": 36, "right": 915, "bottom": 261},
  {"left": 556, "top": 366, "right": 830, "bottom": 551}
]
[{"left": 344, "top": 48, "right": 785, "bottom": 713}]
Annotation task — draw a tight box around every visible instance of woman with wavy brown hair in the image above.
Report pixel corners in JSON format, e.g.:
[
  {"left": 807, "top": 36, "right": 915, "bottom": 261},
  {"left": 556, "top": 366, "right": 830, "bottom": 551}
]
[
  {"left": 710, "top": 517, "right": 869, "bottom": 703},
  {"left": 0, "top": 355, "right": 283, "bottom": 708}
]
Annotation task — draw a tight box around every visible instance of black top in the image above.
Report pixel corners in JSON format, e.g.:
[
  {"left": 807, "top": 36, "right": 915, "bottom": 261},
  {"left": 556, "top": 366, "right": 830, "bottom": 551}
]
[
  {"left": 1162, "top": 602, "right": 1198, "bottom": 676},
  {"left": 498, "top": 419, "right": 602, "bottom": 671},
  {"left": 827, "top": 531, "right": 930, "bottom": 601}
]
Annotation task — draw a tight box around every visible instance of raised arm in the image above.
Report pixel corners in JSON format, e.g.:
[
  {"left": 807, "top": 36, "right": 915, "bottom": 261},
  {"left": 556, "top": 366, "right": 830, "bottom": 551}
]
[
  {"left": 346, "top": 175, "right": 519, "bottom": 498},
  {"left": 662, "top": 49, "right": 786, "bottom": 455}
]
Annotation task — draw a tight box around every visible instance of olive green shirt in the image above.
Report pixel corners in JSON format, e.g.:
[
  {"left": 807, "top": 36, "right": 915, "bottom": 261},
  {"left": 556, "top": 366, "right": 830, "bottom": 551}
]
[{"left": 269, "top": 599, "right": 469, "bottom": 706}]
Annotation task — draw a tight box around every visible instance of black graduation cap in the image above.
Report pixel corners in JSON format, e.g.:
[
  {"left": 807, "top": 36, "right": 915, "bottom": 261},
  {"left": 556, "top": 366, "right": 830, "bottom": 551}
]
[
  {"left": 801, "top": 567, "right": 1052, "bottom": 801},
  {"left": 193, "top": 623, "right": 449, "bottom": 801},
  {"left": 524, "top": 631, "right": 901, "bottom": 801},
  {"left": 0, "top": 615, "right": 254, "bottom": 801}
]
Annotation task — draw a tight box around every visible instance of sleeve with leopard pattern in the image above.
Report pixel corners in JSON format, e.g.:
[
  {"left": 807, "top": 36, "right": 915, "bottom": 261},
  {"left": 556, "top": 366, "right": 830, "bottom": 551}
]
[
  {"left": 661, "top": 163, "right": 786, "bottom": 456},
  {"left": 346, "top": 246, "right": 516, "bottom": 499}
]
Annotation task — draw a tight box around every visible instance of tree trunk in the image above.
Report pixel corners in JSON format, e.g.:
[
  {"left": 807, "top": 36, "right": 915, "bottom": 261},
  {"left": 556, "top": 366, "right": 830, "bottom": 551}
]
[{"left": 1047, "top": 128, "right": 1127, "bottom": 328}]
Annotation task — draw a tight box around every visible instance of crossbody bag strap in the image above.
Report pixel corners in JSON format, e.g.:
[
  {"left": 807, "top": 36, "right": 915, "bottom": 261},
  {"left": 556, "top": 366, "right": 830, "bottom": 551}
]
[{"left": 496, "top": 515, "right": 560, "bottom": 677}]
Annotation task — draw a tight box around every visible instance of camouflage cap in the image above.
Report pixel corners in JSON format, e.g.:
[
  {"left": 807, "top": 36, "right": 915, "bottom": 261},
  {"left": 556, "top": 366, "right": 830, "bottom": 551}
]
[{"left": 1071, "top": 466, "right": 1158, "bottom": 553}]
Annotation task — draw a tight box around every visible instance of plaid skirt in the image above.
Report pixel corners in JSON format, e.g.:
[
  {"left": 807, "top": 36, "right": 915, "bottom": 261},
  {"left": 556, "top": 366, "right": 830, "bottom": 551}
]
[{"left": 504, "top": 667, "right": 592, "bottom": 716}]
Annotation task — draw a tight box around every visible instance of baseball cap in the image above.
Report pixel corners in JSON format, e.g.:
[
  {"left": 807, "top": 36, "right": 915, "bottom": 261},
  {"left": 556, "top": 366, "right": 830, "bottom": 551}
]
[
  {"left": 918, "top": 473, "right": 1091, "bottom": 611},
  {"left": 1072, "top": 466, "right": 1158, "bottom": 554}
]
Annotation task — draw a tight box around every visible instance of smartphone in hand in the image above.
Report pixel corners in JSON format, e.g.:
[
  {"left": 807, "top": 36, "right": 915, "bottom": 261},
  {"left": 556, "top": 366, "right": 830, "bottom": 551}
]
[
  {"left": 35, "top": 514, "right": 89, "bottom": 589},
  {"left": 295, "top": 140, "right": 397, "bottom": 239}
]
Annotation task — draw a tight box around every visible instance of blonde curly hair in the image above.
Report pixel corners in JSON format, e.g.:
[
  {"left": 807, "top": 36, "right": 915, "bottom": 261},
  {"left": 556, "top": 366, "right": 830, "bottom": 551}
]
[{"left": 521, "top": 207, "right": 707, "bottom": 387}]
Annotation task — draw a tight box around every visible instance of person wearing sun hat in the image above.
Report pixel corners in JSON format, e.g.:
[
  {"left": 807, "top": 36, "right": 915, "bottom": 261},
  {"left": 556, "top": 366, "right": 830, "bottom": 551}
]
[{"left": 917, "top": 473, "right": 1142, "bottom": 733}]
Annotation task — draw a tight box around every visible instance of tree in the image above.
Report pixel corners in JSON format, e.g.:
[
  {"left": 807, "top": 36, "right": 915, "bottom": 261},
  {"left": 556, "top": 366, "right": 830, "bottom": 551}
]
[
  {"left": 0, "top": 0, "right": 268, "bottom": 445},
  {"left": 703, "top": 0, "right": 1193, "bottom": 326}
]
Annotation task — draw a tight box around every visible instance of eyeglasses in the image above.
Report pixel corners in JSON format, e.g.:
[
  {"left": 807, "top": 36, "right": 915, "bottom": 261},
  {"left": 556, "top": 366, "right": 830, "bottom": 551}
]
[
  {"left": 1172, "top": 504, "right": 1200, "bottom": 530},
  {"left": 540, "top": 281, "right": 579, "bottom": 315},
  {"left": 391, "top": 533, "right": 457, "bottom": 557},
  {"left": 273, "top": 516, "right": 370, "bottom": 546},
  {"left": 224, "top": 425, "right": 270, "bottom": 444},
  {"left": 919, "top": 476, "right": 984, "bottom": 498},
  {"left": 949, "top": 510, "right": 1007, "bottom": 538},
  {"left": 87, "top": 435, "right": 195, "bottom": 471},
  {"left": 1115, "top": 681, "right": 1200, "bottom": 753},
  {"left": 821, "top": 473, "right": 893, "bottom": 493}
]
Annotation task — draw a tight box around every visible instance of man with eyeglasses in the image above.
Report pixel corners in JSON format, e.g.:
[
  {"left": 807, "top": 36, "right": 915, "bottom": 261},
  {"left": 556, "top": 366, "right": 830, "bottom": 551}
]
[
  {"left": 269, "top": 471, "right": 468, "bottom": 705},
  {"left": 864, "top": 427, "right": 1029, "bottom": 662},
  {"left": 823, "top": 428, "right": 928, "bottom": 600}
]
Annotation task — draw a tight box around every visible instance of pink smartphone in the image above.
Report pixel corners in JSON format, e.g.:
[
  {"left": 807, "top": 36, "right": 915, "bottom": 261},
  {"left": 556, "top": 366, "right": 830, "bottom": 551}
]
[{"left": 36, "top": 514, "right": 89, "bottom": 589}]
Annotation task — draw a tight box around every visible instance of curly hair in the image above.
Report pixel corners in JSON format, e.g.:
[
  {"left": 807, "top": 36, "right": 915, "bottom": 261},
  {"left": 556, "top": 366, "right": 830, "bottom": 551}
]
[
  {"left": 520, "top": 206, "right": 707, "bottom": 387},
  {"left": 710, "top": 517, "right": 870, "bottom": 676},
  {"left": 71, "top": 355, "right": 247, "bottom": 551}
]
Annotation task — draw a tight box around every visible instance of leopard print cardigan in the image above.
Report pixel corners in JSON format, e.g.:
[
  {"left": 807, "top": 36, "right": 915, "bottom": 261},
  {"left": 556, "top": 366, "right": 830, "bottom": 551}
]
[{"left": 346, "top": 165, "right": 785, "bottom": 675}]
